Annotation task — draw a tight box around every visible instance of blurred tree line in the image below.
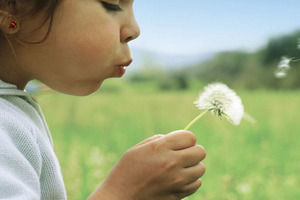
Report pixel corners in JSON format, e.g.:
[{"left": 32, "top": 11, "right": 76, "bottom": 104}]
[{"left": 128, "top": 29, "right": 300, "bottom": 90}]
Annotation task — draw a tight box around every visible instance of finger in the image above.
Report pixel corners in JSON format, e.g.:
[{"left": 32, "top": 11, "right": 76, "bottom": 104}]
[
  {"left": 178, "top": 145, "right": 206, "bottom": 168},
  {"left": 164, "top": 130, "right": 196, "bottom": 150},
  {"left": 136, "top": 134, "right": 164, "bottom": 146},
  {"left": 181, "top": 162, "right": 206, "bottom": 185},
  {"left": 175, "top": 178, "right": 202, "bottom": 199}
]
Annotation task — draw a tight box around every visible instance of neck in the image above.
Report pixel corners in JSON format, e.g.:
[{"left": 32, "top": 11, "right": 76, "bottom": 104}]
[
  {"left": 0, "top": 55, "right": 30, "bottom": 90},
  {"left": 0, "top": 37, "right": 31, "bottom": 90},
  {"left": 0, "top": 66, "right": 29, "bottom": 90}
]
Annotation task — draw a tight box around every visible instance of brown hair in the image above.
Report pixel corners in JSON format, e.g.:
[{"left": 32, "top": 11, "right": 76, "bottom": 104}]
[{"left": 0, "top": 0, "right": 61, "bottom": 44}]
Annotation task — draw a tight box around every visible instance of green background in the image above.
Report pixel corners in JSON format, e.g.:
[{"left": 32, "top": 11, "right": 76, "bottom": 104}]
[{"left": 36, "top": 80, "right": 300, "bottom": 200}]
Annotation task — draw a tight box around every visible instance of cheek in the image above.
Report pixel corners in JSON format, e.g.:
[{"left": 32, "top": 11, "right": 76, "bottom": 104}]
[
  {"left": 69, "top": 28, "right": 119, "bottom": 67},
  {"left": 50, "top": 0, "right": 120, "bottom": 69}
]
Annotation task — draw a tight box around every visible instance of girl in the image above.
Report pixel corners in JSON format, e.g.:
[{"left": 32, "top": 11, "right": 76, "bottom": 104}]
[{"left": 0, "top": 0, "right": 206, "bottom": 199}]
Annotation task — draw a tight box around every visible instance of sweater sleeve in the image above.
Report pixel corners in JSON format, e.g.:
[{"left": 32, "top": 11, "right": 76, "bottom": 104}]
[{"left": 0, "top": 118, "right": 42, "bottom": 200}]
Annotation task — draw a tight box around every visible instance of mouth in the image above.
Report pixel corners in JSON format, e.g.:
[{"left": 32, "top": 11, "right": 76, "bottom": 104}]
[
  {"left": 118, "top": 59, "right": 133, "bottom": 68},
  {"left": 116, "top": 59, "right": 133, "bottom": 77}
]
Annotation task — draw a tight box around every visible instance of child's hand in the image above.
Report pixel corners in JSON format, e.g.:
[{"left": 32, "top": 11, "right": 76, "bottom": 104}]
[{"left": 88, "top": 130, "right": 206, "bottom": 200}]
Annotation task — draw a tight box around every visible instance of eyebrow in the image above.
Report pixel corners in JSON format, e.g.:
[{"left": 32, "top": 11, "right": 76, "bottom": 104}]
[{"left": 122, "top": 0, "right": 134, "bottom": 3}]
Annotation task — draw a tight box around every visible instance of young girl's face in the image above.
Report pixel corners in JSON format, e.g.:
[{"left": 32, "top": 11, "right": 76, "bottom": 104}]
[{"left": 15, "top": 0, "right": 140, "bottom": 95}]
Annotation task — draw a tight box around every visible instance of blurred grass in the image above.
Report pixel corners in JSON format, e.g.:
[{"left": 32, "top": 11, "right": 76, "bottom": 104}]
[{"left": 36, "top": 79, "right": 300, "bottom": 200}]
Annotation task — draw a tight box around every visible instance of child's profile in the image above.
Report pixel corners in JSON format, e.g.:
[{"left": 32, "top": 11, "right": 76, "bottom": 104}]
[{"left": 0, "top": 0, "right": 206, "bottom": 199}]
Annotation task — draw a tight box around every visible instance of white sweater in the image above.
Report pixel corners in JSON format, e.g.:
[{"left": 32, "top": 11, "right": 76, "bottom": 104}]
[{"left": 0, "top": 80, "right": 67, "bottom": 199}]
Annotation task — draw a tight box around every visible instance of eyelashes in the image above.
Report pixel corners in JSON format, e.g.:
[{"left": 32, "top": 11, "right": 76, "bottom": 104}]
[{"left": 101, "top": 1, "right": 123, "bottom": 12}]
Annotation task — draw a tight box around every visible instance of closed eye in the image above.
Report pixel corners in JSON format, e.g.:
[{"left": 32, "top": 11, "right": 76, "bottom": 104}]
[{"left": 101, "top": 1, "right": 123, "bottom": 12}]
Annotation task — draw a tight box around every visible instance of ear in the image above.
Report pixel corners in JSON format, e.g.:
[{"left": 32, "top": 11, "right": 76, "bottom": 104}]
[{"left": 0, "top": 10, "right": 20, "bottom": 35}]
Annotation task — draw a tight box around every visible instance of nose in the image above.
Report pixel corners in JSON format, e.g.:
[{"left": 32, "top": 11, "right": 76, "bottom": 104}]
[{"left": 120, "top": 15, "right": 140, "bottom": 43}]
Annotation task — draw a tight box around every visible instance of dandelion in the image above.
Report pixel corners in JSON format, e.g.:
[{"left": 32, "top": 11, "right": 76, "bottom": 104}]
[
  {"left": 184, "top": 83, "right": 244, "bottom": 130},
  {"left": 278, "top": 56, "right": 291, "bottom": 70},
  {"left": 274, "top": 56, "right": 291, "bottom": 79},
  {"left": 274, "top": 69, "right": 287, "bottom": 79},
  {"left": 274, "top": 56, "right": 300, "bottom": 79},
  {"left": 274, "top": 39, "right": 300, "bottom": 79}
]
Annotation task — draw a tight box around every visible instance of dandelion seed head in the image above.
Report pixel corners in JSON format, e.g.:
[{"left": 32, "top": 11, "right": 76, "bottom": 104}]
[
  {"left": 278, "top": 56, "right": 291, "bottom": 70},
  {"left": 274, "top": 69, "right": 287, "bottom": 78},
  {"left": 274, "top": 56, "right": 291, "bottom": 78},
  {"left": 194, "top": 83, "right": 244, "bottom": 125}
]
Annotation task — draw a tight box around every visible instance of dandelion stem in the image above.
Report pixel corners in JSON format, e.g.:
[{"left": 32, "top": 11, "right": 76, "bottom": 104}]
[{"left": 184, "top": 110, "right": 208, "bottom": 130}]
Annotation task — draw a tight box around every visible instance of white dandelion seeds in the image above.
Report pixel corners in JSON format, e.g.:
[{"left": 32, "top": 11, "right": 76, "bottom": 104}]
[
  {"left": 184, "top": 83, "right": 245, "bottom": 130},
  {"left": 274, "top": 69, "right": 287, "bottom": 79},
  {"left": 193, "top": 83, "right": 244, "bottom": 125},
  {"left": 278, "top": 56, "right": 291, "bottom": 70},
  {"left": 274, "top": 56, "right": 292, "bottom": 79}
]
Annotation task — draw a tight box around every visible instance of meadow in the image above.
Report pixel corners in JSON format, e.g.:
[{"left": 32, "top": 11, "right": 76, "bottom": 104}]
[{"left": 36, "top": 79, "right": 300, "bottom": 200}]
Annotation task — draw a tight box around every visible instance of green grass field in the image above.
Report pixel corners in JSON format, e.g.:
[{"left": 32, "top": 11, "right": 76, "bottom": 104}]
[{"left": 36, "top": 80, "right": 300, "bottom": 200}]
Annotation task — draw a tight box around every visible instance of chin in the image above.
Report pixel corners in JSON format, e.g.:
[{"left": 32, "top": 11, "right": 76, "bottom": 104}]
[
  {"left": 56, "top": 80, "right": 104, "bottom": 96},
  {"left": 77, "top": 81, "right": 104, "bottom": 96}
]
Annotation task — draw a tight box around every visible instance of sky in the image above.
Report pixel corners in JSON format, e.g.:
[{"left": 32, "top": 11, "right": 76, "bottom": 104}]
[{"left": 130, "top": 0, "right": 300, "bottom": 56}]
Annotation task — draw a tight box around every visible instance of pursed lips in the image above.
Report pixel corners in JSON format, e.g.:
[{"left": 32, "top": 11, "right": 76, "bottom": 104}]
[{"left": 118, "top": 59, "right": 133, "bottom": 68}]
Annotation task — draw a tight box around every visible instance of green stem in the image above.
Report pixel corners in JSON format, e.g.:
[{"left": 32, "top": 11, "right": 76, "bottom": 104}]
[{"left": 184, "top": 110, "right": 208, "bottom": 130}]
